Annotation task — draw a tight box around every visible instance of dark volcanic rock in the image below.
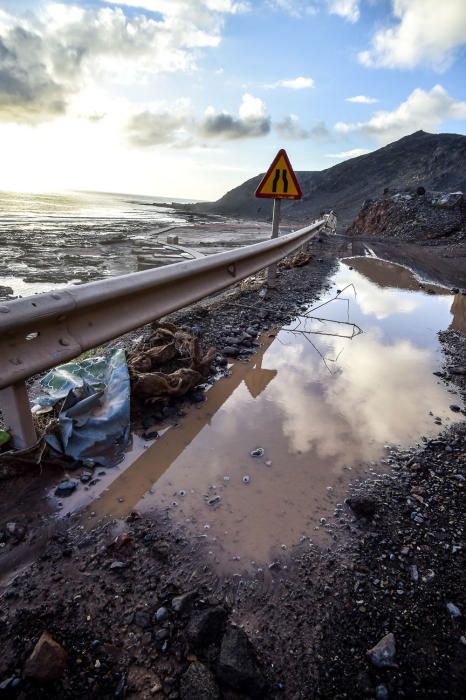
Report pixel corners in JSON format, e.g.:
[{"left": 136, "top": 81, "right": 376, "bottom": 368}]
[
  {"left": 187, "top": 607, "right": 227, "bottom": 649},
  {"left": 216, "top": 626, "right": 266, "bottom": 697},
  {"left": 347, "top": 189, "right": 466, "bottom": 242},
  {"left": 23, "top": 632, "right": 67, "bottom": 683},
  {"left": 180, "top": 662, "right": 220, "bottom": 700},
  {"left": 347, "top": 495, "right": 378, "bottom": 518}
]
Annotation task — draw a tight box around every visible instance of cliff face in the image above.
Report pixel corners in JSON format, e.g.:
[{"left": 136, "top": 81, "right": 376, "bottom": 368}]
[
  {"left": 192, "top": 131, "right": 466, "bottom": 233},
  {"left": 347, "top": 190, "right": 466, "bottom": 242}
]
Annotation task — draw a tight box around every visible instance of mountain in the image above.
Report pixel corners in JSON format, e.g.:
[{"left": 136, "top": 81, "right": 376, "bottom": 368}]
[{"left": 191, "top": 131, "right": 466, "bottom": 233}]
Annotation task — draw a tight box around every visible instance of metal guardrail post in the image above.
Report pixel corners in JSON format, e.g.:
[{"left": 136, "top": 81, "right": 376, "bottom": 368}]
[
  {"left": 0, "top": 381, "right": 37, "bottom": 449},
  {"left": 267, "top": 199, "right": 281, "bottom": 286}
]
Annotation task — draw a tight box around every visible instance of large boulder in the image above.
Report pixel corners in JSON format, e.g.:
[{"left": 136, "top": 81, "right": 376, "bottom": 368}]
[{"left": 216, "top": 626, "right": 266, "bottom": 697}]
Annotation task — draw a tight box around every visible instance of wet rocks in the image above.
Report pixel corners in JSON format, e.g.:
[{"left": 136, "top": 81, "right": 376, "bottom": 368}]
[
  {"left": 346, "top": 495, "right": 378, "bottom": 519},
  {"left": 54, "top": 480, "right": 78, "bottom": 497},
  {"left": 180, "top": 662, "right": 220, "bottom": 700},
  {"left": 217, "top": 626, "right": 266, "bottom": 697},
  {"left": 187, "top": 607, "right": 227, "bottom": 649},
  {"left": 446, "top": 602, "right": 462, "bottom": 618},
  {"left": 250, "top": 447, "right": 265, "bottom": 458},
  {"left": 23, "top": 632, "right": 67, "bottom": 683},
  {"left": 366, "top": 633, "right": 397, "bottom": 669},
  {"left": 222, "top": 346, "right": 239, "bottom": 358}
]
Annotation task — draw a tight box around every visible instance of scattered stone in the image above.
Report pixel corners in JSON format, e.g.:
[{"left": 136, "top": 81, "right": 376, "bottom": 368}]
[
  {"left": 207, "top": 495, "right": 221, "bottom": 506},
  {"left": 242, "top": 475, "right": 251, "bottom": 484},
  {"left": 375, "top": 684, "right": 390, "bottom": 700},
  {"left": 366, "top": 633, "right": 397, "bottom": 668},
  {"left": 24, "top": 632, "right": 67, "bottom": 683},
  {"left": 217, "top": 626, "right": 266, "bottom": 698},
  {"left": 109, "top": 561, "right": 128, "bottom": 571},
  {"left": 187, "top": 607, "right": 227, "bottom": 648},
  {"left": 54, "top": 480, "right": 78, "bottom": 497},
  {"left": 250, "top": 447, "right": 265, "bottom": 458},
  {"left": 223, "top": 346, "right": 239, "bottom": 358},
  {"left": 446, "top": 602, "right": 461, "bottom": 618},
  {"left": 155, "top": 606, "right": 169, "bottom": 623},
  {"left": 450, "top": 404, "right": 462, "bottom": 413},
  {"left": 346, "top": 496, "right": 378, "bottom": 519},
  {"left": 180, "top": 662, "right": 220, "bottom": 700},
  {"left": 409, "top": 565, "right": 419, "bottom": 583},
  {"left": 134, "top": 611, "right": 151, "bottom": 629},
  {"left": 172, "top": 592, "right": 196, "bottom": 613}
]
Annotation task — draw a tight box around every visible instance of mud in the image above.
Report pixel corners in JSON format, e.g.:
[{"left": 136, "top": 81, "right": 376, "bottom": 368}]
[{"left": 0, "top": 232, "right": 465, "bottom": 698}]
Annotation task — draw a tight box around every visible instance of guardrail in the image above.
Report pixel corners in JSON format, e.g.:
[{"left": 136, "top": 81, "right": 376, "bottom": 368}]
[{"left": 0, "top": 219, "right": 325, "bottom": 448}]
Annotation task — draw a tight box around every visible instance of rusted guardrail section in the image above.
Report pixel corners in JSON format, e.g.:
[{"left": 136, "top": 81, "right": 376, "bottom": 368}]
[{"left": 0, "top": 219, "right": 325, "bottom": 447}]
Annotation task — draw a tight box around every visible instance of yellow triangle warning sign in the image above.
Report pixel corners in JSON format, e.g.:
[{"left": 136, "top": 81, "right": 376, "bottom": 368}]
[{"left": 255, "top": 149, "right": 302, "bottom": 200}]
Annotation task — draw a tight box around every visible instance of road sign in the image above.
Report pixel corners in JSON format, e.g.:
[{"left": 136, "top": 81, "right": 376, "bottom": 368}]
[{"left": 255, "top": 149, "right": 302, "bottom": 200}]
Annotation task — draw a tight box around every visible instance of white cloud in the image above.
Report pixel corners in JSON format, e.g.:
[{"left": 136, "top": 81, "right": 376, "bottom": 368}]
[
  {"left": 335, "top": 85, "right": 466, "bottom": 144},
  {"left": 326, "top": 0, "right": 359, "bottom": 23},
  {"left": 267, "top": 76, "right": 315, "bottom": 89},
  {"left": 359, "top": 0, "right": 466, "bottom": 70},
  {"left": 0, "top": 2, "right": 240, "bottom": 124},
  {"left": 346, "top": 95, "right": 379, "bottom": 104},
  {"left": 326, "top": 148, "right": 370, "bottom": 159},
  {"left": 267, "top": 1, "right": 319, "bottom": 18},
  {"left": 275, "top": 114, "right": 309, "bottom": 139},
  {"left": 199, "top": 93, "right": 271, "bottom": 140}
]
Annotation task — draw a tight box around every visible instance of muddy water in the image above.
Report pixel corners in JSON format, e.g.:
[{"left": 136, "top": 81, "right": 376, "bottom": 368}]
[{"left": 78, "top": 258, "right": 464, "bottom": 571}]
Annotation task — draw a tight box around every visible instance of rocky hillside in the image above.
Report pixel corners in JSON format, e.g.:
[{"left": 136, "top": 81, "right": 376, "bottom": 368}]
[
  {"left": 191, "top": 131, "right": 466, "bottom": 233},
  {"left": 347, "top": 190, "right": 466, "bottom": 243}
]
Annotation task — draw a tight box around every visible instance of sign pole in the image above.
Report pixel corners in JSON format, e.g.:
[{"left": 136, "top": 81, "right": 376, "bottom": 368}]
[{"left": 267, "top": 198, "right": 281, "bottom": 286}]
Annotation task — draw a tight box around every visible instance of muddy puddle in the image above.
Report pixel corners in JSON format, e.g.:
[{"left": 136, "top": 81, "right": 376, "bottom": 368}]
[{"left": 47, "top": 256, "right": 463, "bottom": 573}]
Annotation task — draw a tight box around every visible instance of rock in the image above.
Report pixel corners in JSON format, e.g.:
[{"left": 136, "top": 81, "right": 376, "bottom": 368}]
[
  {"left": 346, "top": 496, "right": 378, "bottom": 518},
  {"left": 450, "top": 366, "right": 466, "bottom": 375},
  {"left": 375, "top": 684, "right": 390, "bottom": 700},
  {"left": 187, "top": 607, "right": 227, "bottom": 648},
  {"left": 180, "top": 662, "right": 220, "bottom": 700},
  {"left": 109, "top": 561, "right": 128, "bottom": 570},
  {"left": 246, "top": 327, "right": 259, "bottom": 337},
  {"left": 24, "top": 632, "right": 67, "bottom": 683},
  {"left": 217, "top": 626, "right": 266, "bottom": 697},
  {"left": 223, "top": 346, "right": 239, "bottom": 358},
  {"left": 172, "top": 591, "right": 196, "bottom": 613},
  {"left": 446, "top": 602, "right": 461, "bottom": 618},
  {"left": 367, "top": 632, "right": 397, "bottom": 668},
  {"left": 134, "top": 611, "right": 151, "bottom": 628},
  {"left": 224, "top": 336, "right": 240, "bottom": 346},
  {"left": 250, "top": 447, "right": 265, "bottom": 458},
  {"left": 155, "top": 606, "right": 169, "bottom": 622},
  {"left": 54, "top": 480, "right": 78, "bottom": 497},
  {"left": 450, "top": 404, "right": 462, "bottom": 413}
]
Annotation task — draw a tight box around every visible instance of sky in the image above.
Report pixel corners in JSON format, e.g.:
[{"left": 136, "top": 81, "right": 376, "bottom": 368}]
[{"left": 0, "top": 0, "right": 465, "bottom": 199}]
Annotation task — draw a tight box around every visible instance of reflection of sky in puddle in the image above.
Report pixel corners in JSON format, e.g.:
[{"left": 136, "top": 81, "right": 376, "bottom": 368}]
[{"left": 85, "top": 259, "right": 464, "bottom": 571}]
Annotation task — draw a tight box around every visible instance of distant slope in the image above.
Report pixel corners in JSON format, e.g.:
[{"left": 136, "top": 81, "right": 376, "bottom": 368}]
[{"left": 192, "top": 131, "right": 466, "bottom": 232}]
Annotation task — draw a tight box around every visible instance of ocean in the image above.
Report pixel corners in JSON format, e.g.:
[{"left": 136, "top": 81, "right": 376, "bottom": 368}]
[{"left": 0, "top": 190, "right": 198, "bottom": 300}]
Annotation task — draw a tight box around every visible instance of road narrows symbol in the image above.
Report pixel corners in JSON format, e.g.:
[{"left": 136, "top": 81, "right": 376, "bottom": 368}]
[{"left": 255, "top": 149, "right": 302, "bottom": 200}]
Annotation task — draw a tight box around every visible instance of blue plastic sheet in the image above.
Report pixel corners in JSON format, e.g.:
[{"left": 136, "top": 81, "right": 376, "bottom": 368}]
[{"left": 35, "top": 350, "right": 130, "bottom": 466}]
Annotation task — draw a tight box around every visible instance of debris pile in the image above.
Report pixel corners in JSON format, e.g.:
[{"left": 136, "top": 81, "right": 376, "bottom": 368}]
[
  {"left": 129, "top": 322, "right": 216, "bottom": 406},
  {"left": 278, "top": 250, "right": 312, "bottom": 269}
]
